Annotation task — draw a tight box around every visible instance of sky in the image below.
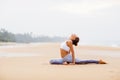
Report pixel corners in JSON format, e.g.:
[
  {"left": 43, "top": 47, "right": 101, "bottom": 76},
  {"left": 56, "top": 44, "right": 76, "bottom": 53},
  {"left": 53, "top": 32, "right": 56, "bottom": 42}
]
[{"left": 0, "top": 0, "right": 120, "bottom": 42}]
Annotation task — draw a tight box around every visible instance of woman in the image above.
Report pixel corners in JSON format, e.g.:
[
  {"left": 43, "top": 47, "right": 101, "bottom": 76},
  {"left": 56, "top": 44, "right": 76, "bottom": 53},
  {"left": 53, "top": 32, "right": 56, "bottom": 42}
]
[{"left": 50, "top": 34, "right": 106, "bottom": 64}]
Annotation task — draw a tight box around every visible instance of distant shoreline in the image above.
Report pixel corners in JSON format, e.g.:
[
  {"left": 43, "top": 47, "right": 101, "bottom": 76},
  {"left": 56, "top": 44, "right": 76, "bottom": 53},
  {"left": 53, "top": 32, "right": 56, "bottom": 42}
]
[
  {"left": 0, "top": 42, "right": 120, "bottom": 51},
  {"left": 0, "top": 42, "right": 120, "bottom": 48}
]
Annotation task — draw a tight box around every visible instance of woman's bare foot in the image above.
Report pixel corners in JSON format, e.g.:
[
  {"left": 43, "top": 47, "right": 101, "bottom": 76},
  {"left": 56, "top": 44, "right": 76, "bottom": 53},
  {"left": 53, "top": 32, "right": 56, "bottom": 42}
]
[{"left": 99, "top": 59, "right": 107, "bottom": 64}]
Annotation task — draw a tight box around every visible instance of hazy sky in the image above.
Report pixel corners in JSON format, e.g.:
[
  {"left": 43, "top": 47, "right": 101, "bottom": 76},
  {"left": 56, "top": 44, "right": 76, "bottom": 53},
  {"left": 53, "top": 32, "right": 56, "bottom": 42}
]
[{"left": 0, "top": 0, "right": 120, "bottom": 42}]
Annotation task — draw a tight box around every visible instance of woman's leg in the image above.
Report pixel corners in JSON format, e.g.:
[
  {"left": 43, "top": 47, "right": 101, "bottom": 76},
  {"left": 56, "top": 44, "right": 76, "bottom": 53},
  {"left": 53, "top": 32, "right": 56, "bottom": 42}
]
[
  {"left": 75, "top": 58, "right": 99, "bottom": 64},
  {"left": 49, "top": 58, "right": 64, "bottom": 64},
  {"left": 63, "top": 54, "right": 99, "bottom": 64},
  {"left": 50, "top": 58, "right": 106, "bottom": 64},
  {"left": 63, "top": 54, "right": 72, "bottom": 63},
  {"left": 50, "top": 53, "right": 106, "bottom": 64},
  {"left": 75, "top": 58, "right": 106, "bottom": 64}
]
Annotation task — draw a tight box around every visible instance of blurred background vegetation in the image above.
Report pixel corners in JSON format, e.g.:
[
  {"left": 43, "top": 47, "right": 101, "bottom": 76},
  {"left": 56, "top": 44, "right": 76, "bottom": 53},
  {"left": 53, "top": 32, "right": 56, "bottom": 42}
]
[{"left": 0, "top": 28, "right": 66, "bottom": 43}]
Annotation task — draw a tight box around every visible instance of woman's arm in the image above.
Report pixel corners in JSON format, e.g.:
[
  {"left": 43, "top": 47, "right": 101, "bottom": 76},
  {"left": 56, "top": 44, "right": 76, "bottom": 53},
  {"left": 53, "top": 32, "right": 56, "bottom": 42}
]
[{"left": 67, "top": 40, "right": 75, "bottom": 64}]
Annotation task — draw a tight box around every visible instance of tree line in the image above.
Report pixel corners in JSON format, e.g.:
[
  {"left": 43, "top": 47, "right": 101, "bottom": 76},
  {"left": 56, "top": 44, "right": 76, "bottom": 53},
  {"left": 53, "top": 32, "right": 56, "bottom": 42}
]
[{"left": 0, "top": 28, "right": 66, "bottom": 43}]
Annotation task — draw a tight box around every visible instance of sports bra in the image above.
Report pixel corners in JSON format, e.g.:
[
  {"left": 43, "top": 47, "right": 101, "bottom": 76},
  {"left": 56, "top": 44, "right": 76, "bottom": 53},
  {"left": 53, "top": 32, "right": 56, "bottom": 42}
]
[{"left": 60, "top": 41, "right": 70, "bottom": 52}]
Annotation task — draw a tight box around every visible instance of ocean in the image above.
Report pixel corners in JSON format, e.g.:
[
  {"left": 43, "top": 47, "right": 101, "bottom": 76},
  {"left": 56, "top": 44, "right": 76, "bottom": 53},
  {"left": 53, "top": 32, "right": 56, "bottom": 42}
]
[{"left": 79, "top": 40, "right": 120, "bottom": 47}]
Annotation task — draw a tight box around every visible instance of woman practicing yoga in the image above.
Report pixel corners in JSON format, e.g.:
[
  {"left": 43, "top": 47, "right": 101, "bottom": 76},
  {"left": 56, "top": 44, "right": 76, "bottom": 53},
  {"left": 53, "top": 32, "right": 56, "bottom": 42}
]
[{"left": 50, "top": 34, "right": 107, "bottom": 65}]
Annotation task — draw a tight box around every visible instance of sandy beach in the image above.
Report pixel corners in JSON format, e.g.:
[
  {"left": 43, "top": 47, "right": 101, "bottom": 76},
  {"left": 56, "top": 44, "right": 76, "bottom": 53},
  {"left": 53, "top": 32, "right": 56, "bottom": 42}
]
[{"left": 0, "top": 43, "right": 120, "bottom": 80}]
